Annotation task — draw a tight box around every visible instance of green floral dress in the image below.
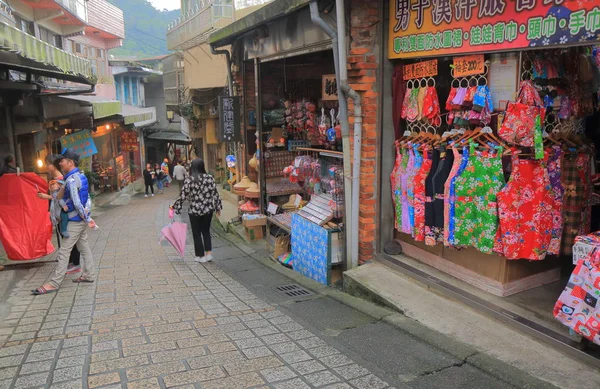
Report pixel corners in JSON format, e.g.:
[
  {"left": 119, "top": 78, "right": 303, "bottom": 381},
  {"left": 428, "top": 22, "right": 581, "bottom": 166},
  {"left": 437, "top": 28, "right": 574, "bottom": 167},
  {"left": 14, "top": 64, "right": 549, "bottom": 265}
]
[{"left": 452, "top": 143, "right": 505, "bottom": 253}]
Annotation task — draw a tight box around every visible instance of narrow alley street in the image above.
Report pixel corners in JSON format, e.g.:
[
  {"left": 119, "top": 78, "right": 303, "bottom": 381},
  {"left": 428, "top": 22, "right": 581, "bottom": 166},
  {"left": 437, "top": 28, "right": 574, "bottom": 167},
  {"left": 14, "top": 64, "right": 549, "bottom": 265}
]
[{"left": 0, "top": 187, "right": 557, "bottom": 389}]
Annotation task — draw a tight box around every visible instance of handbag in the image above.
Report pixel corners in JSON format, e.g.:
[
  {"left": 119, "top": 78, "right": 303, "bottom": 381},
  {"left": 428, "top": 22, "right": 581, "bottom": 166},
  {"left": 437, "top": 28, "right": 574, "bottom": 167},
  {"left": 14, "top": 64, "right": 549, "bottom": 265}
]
[
  {"left": 498, "top": 80, "right": 545, "bottom": 157},
  {"left": 553, "top": 247, "right": 600, "bottom": 346}
]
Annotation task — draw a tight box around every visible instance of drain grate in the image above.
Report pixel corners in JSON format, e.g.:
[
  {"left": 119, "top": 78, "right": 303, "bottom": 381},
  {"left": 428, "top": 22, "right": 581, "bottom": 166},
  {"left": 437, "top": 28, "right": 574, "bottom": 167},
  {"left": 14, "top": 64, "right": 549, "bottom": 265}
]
[{"left": 276, "top": 284, "right": 313, "bottom": 297}]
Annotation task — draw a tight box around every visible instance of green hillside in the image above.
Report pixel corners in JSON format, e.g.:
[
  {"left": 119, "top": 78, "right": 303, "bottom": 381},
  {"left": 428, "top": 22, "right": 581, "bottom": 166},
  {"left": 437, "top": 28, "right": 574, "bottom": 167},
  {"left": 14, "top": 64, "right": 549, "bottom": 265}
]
[{"left": 108, "top": 0, "right": 179, "bottom": 58}]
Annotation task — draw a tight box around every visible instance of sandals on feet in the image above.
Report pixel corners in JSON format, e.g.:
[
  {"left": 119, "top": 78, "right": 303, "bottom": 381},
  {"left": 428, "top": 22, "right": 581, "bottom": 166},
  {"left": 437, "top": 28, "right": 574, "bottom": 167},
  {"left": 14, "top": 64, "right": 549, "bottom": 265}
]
[{"left": 32, "top": 285, "right": 58, "bottom": 295}]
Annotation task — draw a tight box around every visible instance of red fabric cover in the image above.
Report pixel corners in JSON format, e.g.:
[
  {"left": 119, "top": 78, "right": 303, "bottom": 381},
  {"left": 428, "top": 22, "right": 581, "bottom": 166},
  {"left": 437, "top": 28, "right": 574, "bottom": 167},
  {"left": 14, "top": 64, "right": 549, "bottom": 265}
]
[{"left": 0, "top": 173, "right": 54, "bottom": 260}]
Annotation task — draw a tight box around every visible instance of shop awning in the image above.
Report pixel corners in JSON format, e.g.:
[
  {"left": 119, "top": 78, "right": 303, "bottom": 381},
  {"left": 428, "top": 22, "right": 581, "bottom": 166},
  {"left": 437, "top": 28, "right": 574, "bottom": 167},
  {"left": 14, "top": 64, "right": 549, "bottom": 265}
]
[
  {"left": 209, "top": 0, "right": 310, "bottom": 47},
  {"left": 146, "top": 131, "right": 192, "bottom": 144},
  {"left": 121, "top": 105, "right": 157, "bottom": 127},
  {"left": 60, "top": 95, "right": 122, "bottom": 120}
]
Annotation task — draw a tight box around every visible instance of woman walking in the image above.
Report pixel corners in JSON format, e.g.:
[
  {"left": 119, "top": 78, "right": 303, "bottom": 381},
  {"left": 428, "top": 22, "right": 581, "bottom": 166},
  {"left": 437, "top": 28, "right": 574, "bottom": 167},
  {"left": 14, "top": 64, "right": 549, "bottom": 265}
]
[
  {"left": 171, "top": 158, "right": 222, "bottom": 263},
  {"left": 154, "top": 163, "right": 164, "bottom": 194},
  {"left": 36, "top": 154, "right": 81, "bottom": 274},
  {"left": 143, "top": 163, "right": 155, "bottom": 197}
]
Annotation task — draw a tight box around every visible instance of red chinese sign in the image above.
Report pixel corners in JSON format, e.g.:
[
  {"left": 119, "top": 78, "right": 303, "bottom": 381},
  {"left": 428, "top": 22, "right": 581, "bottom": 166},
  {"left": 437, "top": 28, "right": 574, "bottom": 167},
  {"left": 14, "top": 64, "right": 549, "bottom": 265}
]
[
  {"left": 453, "top": 54, "right": 485, "bottom": 77},
  {"left": 389, "top": 1, "right": 600, "bottom": 59},
  {"left": 120, "top": 132, "right": 139, "bottom": 152},
  {"left": 403, "top": 59, "right": 438, "bottom": 80}
]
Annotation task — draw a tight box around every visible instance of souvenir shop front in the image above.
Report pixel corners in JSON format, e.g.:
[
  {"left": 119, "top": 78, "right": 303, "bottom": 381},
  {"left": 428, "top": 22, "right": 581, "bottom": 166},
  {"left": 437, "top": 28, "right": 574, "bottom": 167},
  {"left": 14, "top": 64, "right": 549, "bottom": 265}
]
[
  {"left": 381, "top": 1, "right": 600, "bottom": 357},
  {"left": 211, "top": 3, "right": 347, "bottom": 286}
]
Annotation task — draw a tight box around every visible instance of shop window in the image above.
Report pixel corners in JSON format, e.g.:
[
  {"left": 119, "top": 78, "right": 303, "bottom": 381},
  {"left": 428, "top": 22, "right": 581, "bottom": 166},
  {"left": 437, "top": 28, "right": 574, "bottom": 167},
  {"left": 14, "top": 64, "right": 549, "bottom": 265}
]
[
  {"left": 115, "top": 77, "right": 122, "bottom": 101},
  {"left": 131, "top": 78, "right": 138, "bottom": 106},
  {"left": 123, "top": 76, "right": 130, "bottom": 105},
  {"left": 14, "top": 14, "right": 33, "bottom": 35}
]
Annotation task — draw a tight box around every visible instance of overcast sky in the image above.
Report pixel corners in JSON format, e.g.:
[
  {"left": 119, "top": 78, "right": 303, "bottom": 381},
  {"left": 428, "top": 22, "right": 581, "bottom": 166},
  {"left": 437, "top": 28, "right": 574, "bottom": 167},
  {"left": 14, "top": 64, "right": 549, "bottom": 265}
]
[{"left": 148, "top": 0, "right": 180, "bottom": 11}]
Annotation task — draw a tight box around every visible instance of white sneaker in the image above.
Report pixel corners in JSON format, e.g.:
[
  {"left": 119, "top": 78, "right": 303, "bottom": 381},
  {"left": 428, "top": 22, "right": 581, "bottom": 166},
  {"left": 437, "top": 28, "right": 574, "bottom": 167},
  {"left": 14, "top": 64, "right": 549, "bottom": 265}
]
[
  {"left": 152, "top": 194, "right": 155, "bottom": 197},
  {"left": 144, "top": 195, "right": 148, "bottom": 198},
  {"left": 193, "top": 256, "right": 204, "bottom": 263},
  {"left": 202, "top": 255, "right": 213, "bottom": 263}
]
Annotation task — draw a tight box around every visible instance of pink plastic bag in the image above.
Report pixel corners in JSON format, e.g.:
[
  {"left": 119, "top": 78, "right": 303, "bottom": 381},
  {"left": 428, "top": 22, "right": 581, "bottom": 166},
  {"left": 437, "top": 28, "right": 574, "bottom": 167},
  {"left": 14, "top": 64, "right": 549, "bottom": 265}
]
[{"left": 169, "top": 208, "right": 174, "bottom": 219}]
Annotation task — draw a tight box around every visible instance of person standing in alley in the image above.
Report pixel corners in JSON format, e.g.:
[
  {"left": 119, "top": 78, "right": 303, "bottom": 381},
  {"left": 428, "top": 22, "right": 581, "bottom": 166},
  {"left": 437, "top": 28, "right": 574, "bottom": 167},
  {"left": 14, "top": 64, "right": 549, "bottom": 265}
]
[
  {"left": 143, "top": 163, "right": 155, "bottom": 197},
  {"left": 161, "top": 158, "right": 171, "bottom": 187},
  {"left": 36, "top": 154, "right": 82, "bottom": 274},
  {"left": 154, "top": 163, "right": 164, "bottom": 194},
  {"left": 171, "top": 158, "right": 222, "bottom": 263},
  {"left": 32, "top": 149, "right": 96, "bottom": 295},
  {"left": 0, "top": 154, "right": 17, "bottom": 176},
  {"left": 173, "top": 160, "right": 187, "bottom": 193}
]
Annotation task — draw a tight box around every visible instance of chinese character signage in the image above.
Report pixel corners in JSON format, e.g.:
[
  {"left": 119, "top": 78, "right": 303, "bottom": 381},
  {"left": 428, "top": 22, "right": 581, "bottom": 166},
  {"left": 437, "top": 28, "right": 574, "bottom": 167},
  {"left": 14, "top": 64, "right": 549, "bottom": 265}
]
[
  {"left": 60, "top": 129, "right": 97, "bottom": 157},
  {"left": 389, "top": 0, "right": 600, "bottom": 59},
  {"left": 120, "top": 132, "right": 139, "bottom": 152},
  {"left": 322, "top": 74, "right": 338, "bottom": 100},
  {"left": 218, "top": 96, "right": 241, "bottom": 142},
  {"left": 403, "top": 59, "right": 438, "bottom": 80},
  {"left": 453, "top": 54, "right": 485, "bottom": 77}
]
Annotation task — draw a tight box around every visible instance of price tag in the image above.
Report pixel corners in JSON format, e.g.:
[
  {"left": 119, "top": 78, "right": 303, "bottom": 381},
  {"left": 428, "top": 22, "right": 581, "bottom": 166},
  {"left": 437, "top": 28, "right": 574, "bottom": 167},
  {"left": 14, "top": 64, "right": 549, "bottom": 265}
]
[
  {"left": 267, "top": 202, "right": 279, "bottom": 215},
  {"left": 453, "top": 54, "right": 485, "bottom": 77},
  {"left": 294, "top": 195, "right": 302, "bottom": 208},
  {"left": 572, "top": 242, "right": 596, "bottom": 264}
]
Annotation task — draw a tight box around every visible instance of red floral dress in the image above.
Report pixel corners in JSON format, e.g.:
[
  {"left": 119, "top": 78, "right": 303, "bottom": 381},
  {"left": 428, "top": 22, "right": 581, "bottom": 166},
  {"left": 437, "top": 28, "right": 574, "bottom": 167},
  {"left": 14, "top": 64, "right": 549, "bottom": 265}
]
[
  {"left": 495, "top": 153, "right": 555, "bottom": 260},
  {"left": 413, "top": 148, "right": 433, "bottom": 241}
]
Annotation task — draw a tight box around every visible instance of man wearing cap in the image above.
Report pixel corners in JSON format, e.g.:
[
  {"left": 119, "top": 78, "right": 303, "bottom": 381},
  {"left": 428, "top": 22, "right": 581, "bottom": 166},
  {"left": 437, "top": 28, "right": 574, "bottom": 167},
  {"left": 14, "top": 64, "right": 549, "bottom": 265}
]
[{"left": 32, "top": 148, "right": 96, "bottom": 295}]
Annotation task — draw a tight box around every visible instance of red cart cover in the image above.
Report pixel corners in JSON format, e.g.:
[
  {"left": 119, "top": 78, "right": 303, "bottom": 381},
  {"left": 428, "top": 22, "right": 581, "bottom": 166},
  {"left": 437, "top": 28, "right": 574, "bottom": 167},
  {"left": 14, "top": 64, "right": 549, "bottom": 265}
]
[{"left": 0, "top": 173, "right": 54, "bottom": 260}]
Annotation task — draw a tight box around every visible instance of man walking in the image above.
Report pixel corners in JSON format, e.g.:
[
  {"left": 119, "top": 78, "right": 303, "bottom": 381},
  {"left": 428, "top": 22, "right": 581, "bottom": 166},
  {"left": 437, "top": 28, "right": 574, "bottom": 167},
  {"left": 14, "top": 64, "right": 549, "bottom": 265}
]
[
  {"left": 32, "top": 149, "right": 96, "bottom": 295},
  {"left": 173, "top": 160, "right": 187, "bottom": 193}
]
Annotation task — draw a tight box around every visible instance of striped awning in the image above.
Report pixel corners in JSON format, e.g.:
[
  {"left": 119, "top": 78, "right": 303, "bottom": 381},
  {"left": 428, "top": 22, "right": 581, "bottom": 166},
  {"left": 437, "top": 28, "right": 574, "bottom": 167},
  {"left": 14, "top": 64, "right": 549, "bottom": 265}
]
[{"left": 60, "top": 95, "right": 122, "bottom": 119}]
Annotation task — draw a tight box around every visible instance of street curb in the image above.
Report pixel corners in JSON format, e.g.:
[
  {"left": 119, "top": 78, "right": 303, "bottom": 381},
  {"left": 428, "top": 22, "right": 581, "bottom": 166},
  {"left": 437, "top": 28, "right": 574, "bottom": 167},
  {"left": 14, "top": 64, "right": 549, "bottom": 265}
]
[{"left": 214, "top": 228, "right": 559, "bottom": 389}]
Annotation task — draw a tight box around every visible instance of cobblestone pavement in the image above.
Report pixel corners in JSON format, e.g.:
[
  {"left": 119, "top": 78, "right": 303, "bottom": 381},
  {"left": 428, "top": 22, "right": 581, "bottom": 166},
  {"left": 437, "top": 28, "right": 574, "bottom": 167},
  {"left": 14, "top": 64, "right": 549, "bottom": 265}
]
[{"left": 0, "top": 191, "right": 400, "bottom": 389}]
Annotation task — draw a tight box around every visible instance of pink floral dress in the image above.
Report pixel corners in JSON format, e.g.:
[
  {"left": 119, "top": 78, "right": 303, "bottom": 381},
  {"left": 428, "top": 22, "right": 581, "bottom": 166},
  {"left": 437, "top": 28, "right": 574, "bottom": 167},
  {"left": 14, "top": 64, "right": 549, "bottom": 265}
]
[{"left": 413, "top": 148, "right": 433, "bottom": 241}]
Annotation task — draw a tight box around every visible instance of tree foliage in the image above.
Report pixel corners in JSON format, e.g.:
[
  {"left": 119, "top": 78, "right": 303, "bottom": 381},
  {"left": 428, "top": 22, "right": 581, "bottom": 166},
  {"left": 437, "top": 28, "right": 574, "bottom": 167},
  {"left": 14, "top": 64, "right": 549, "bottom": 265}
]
[{"left": 108, "top": 0, "right": 179, "bottom": 58}]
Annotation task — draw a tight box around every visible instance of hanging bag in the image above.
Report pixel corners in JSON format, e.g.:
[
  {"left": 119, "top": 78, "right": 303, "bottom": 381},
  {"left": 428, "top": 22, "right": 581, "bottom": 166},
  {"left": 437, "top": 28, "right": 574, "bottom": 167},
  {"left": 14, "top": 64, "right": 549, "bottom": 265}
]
[
  {"left": 498, "top": 80, "right": 545, "bottom": 154},
  {"left": 553, "top": 247, "right": 600, "bottom": 346}
]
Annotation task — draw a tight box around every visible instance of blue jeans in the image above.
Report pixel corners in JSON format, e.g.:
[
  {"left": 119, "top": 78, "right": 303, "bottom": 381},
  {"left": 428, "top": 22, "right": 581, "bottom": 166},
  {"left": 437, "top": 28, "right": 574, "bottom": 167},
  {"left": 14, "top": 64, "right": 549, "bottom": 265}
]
[{"left": 156, "top": 178, "right": 163, "bottom": 191}]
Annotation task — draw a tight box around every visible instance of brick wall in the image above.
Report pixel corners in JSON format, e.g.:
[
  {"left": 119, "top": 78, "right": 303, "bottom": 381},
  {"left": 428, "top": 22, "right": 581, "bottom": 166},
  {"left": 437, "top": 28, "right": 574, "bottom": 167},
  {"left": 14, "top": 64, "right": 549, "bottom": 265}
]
[{"left": 347, "top": 0, "right": 381, "bottom": 263}]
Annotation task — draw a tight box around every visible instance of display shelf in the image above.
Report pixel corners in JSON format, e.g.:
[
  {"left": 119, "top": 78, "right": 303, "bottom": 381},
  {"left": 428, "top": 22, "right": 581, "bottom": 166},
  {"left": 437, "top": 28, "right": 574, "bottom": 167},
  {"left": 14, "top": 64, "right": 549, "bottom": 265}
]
[
  {"left": 266, "top": 180, "right": 303, "bottom": 196},
  {"left": 296, "top": 147, "right": 343, "bottom": 159}
]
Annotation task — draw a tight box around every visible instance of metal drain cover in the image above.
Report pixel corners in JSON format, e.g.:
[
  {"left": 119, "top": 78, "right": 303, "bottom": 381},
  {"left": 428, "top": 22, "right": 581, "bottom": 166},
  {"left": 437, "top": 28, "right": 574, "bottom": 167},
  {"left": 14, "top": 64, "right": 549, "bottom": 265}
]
[{"left": 276, "top": 284, "right": 313, "bottom": 297}]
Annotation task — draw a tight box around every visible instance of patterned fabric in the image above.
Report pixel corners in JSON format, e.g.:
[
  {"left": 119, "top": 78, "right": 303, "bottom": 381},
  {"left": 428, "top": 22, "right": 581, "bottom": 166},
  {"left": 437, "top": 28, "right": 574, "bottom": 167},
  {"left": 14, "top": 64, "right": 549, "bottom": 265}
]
[
  {"left": 561, "top": 152, "right": 588, "bottom": 255},
  {"left": 547, "top": 146, "right": 564, "bottom": 255},
  {"left": 407, "top": 146, "right": 423, "bottom": 232},
  {"left": 451, "top": 87, "right": 467, "bottom": 109},
  {"left": 291, "top": 213, "right": 330, "bottom": 286},
  {"left": 400, "top": 87, "right": 411, "bottom": 119},
  {"left": 473, "top": 86, "right": 492, "bottom": 112},
  {"left": 413, "top": 149, "right": 433, "bottom": 241},
  {"left": 554, "top": 248, "right": 600, "bottom": 346},
  {"left": 405, "top": 89, "right": 420, "bottom": 122},
  {"left": 391, "top": 147, "right": 404, "bottom": 231},
  {"left": 425, "top": 148, "right": 444, "bottom": 246},
  {"left": 453, "top": 145, "right": 505, "bottom": 253},
  {"left": 445, "top": 87, "right": 458, "bottom": 111},
  {"left": 401, "top": 149, "right": 415, "bottom": 233},
  {"left": 416, "top": 87, "right": 427, "bottom": 121},
  {"left": 496, "top": 154, "right": 555, "bottom": 260},
  {"left": 579, "top": 152, "right": 593, "bottom": 236},
  {"left": 447, "top": 146, "right": 469, "bottom": 245},
  {"left": 498, "top": 102, "right": 545, "bottom": 148},
  {"left": 173, "top": 174, "right": 223, "bottom": 216}
]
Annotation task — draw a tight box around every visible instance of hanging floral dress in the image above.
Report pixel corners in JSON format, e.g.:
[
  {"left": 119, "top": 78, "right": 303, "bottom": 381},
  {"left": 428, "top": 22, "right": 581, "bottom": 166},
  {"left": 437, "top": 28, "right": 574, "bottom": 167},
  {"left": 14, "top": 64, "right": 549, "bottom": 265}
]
[
  {"left": 443, "top": 147, "right": 463, "bottom": 246},
  {"left": 413, "top": 148, "right": 433, "bottom": 241},
  {"left": 401, "top": 148, "right": 415, "bottom": 234},
  {"left": 391, "top": 147, "right": 404, "bottom": 231},
  {"left": 547, "top": 146, "right": 564, "bottom": 256},
  {"left": 453, "top": 143, "right": 481, "bottom": 248},
  {"left": 496, "top": 153, "right": 555, "bottom": 260},
  {"left": 447, "top": 146, "right": 470, "bottom": 246},
  {"left": 407, "top": 146, "right": 423, "bottom": 232}
]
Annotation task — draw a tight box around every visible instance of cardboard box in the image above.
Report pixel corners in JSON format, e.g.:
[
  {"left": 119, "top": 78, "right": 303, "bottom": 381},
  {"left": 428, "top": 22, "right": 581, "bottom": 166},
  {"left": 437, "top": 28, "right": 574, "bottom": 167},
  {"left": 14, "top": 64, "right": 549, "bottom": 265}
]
[
  {"left": 245, "top": 226, "right": 264, "bottom": 241},
  {"left": 243, "top": 215, "right": 267, "bottom": 228}
]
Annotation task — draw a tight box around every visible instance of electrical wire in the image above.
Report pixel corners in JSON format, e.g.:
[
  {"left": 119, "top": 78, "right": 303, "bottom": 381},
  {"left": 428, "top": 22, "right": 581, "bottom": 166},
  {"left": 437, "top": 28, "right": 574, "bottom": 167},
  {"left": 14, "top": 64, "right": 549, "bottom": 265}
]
[{"left": 131, "top": 27, "right": 167, "bottom": 42}]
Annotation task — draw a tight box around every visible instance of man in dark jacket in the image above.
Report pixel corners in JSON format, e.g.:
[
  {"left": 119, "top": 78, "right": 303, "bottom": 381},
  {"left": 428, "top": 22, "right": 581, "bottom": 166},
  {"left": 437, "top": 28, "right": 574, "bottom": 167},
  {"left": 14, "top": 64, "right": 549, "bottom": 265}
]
[
  {"left": 32, "top": 149, "right": 96, "bottom": 295},
  {"left": 0, "top": 154, "right": 17, "bottom": 177}
]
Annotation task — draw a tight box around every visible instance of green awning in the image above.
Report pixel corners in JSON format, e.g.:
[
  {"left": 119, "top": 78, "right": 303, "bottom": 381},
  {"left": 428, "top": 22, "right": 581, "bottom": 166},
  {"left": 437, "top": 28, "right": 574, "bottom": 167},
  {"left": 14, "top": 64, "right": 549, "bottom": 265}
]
[
  {"left": 147, "top": 131, "right": 191, "bottom": 144},
  {"left": 60, "top": 95, "right": 122, "bottom": 119},
  {"left": 121, "top": 105, "right": 156, "bottom": 127}
]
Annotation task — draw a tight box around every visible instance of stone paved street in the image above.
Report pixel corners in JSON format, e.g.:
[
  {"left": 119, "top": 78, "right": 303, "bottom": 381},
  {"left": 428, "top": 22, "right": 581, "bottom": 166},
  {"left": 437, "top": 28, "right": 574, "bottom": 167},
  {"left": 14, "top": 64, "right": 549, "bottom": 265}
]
[{"left": 0, "top": 188, "right": 542, "bottom": 389}]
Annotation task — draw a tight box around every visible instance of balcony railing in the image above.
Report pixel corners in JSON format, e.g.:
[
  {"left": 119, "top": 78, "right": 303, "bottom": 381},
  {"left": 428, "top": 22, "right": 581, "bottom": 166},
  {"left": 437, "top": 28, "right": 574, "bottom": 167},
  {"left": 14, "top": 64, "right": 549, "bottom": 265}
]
[
  {"left": 56, "top": 0, "right": 88, "bottom": 23},
  {"left": 167, "top": 1, "right": 233, "bottom": 51},
  {"left": 0, "top": 20, "right": 93, "bottom": 80}
]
